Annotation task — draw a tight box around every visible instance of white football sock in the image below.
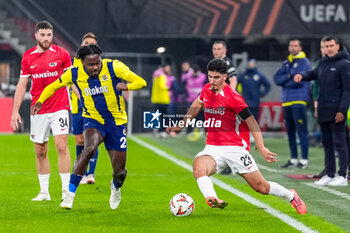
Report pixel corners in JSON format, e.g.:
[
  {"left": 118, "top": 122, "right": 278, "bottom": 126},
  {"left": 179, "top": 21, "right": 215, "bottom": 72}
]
[
  {"left": 268, "top": 181, "right": 294, "bottom": 201},
  {"left": 38, "top": 173, "right": 50, "bottom": 194},
  {"left": 60, "top": 173, "right": 70, "bottom": 192},
  {"left": 197, "top": 176, "right": 218, "bottom": 198}
]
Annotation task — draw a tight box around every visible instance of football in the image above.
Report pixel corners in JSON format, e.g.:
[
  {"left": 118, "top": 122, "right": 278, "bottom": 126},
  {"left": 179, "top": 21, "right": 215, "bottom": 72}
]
[{"left": 169, "top": 193, "right": 194, "bottom": 217}]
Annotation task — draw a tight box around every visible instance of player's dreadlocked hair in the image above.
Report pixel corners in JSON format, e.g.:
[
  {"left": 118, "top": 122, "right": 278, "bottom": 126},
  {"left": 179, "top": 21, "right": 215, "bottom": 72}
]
[
  {"left": 76, "top": 44, "right": 103, "bottom": 60},
  {"left": 207, "top": 58, "right": 228, "bottom": 74}
]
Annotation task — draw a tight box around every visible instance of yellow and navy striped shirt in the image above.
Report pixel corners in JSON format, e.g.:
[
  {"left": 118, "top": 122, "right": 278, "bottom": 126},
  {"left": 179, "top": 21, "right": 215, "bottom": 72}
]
[
  {"left": 70, "top": 57, "right": 82, "bottom": 114},
  {"left": 38, "top": 59, "right": 147, "bottom": 125}
]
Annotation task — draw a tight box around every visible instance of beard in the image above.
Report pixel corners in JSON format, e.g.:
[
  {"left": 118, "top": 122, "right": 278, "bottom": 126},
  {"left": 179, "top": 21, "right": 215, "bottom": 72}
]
[{"left": 37, "top": 40, "right": 52, "bottom": 50}]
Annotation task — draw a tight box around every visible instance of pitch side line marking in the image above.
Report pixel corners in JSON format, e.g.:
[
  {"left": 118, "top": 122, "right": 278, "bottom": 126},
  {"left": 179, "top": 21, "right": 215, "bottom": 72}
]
[
  {"left": 304, "top": 182, "right": 350, "bottom": 200},
  {"left": 130, "top": 136, "right": 318, "bottom": 233},
  {"left": 257, "top": 164, "right": 284, "bottom": 173}
]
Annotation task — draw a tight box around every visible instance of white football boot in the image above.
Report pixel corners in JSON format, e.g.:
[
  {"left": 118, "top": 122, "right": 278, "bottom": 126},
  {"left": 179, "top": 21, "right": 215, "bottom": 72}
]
[
  {"left": 314, "top": 175, "right": 333, "bottom": 186},
  {"left": 328, "top": 176, "right": 348, "bottom": 186},
  {"left": 32, "top": 191, "right": 51, "bottom": 201},
  {"left": 109, "top": 181, "right": 121, "bottom": 210},
  {"left": 60, "top": 192, "right": 75, "bottom": 210}
]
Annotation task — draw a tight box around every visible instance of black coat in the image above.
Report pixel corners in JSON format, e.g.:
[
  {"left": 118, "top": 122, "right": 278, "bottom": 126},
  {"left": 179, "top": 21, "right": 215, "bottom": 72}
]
[{"left": 301, "top": 46, "right": 350, "bottom": 122}]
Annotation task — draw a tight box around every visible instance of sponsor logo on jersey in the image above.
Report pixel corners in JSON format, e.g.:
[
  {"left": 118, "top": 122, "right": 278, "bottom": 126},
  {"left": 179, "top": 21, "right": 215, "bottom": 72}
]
[
  {"left": 204, "top": 107, "right": 225, "bottom": 115},
  {"left": 32, "top": 71, "right": 59, "bottom": 79},
  {"left": 30, "top": 65, "right": 37, "bottom": 69},
  {"left": 83, "top": 86, "right": 108, "bottom": 96},
  {"left": 49, "top": 62, "right": 57, "bottom": 67}
]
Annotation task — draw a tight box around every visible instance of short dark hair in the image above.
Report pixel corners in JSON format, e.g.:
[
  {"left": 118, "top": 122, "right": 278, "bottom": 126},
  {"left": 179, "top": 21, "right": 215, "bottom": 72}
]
[
  {"left": 321, "top": 35, "right": 339, "bottom": 44},
  {"left": 82, "top": 32, "right": 98, "bottom": 43},
  {"left": 35, "top": 21, "right": 53, "bottom": 32},
  {"left": 207, "top": 58, "right": 228, "bottom": 74},
  {"left": 76, "top": 45, "right": 103, "bottom": 60},
  {"left": 289, "top": 39, "right": 302, "bottom": 47},
  {"left": 213, "top": 40, "right": 227, "bottom": 48}
]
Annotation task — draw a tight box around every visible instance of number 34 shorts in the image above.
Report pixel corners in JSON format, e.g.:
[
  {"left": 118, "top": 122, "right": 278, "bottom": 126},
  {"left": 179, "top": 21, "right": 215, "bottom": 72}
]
[
  {"left": 30, "top": 110, "right": 69, "bottom": 143},
  {"left": 195, "top": 145, "right": 259, "bottom": 174}
]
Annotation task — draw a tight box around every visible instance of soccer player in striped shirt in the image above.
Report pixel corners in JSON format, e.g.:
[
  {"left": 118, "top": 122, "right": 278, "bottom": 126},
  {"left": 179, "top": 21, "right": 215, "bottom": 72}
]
[{"left": 31, "top": 45, "right": 147, "bottom": 210}]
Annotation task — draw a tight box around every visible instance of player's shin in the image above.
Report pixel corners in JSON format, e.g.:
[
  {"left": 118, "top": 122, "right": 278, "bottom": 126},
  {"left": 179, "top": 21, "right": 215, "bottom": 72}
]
[
  {"left": 196, "top": 176, "right": 218, "bottom": 198},
  {"left": 268, "top": 181, "right": 294, "bottom": 201}
]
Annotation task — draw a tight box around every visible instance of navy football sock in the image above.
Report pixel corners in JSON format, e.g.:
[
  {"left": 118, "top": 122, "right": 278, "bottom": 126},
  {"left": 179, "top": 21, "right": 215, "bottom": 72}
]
[
  {"left": 69, "top": 174, "right": 83, "bottom": 193},
  {"left": 87, "top": 149, "right": 99, "bottom": 175}
]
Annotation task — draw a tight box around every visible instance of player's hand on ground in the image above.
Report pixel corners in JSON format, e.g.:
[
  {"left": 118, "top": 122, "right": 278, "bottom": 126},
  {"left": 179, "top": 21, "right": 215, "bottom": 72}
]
[
  {"left": 294, "top": 74, "right": 302, "bottom": 83},
  {"left": 10, "top": 112, "right": 22, "bottom": 131},
  {"left": 30, "top": 102, "right": 42, "bottom": 115},
  {"left": 116, "top": 83, "right": 128, "bottom": 91},
  {"left": 259, "top": 147, "right": 278, "bottom": 163},
  {"left": 166, "top": 126, "right": 183, "bottom": 134}
]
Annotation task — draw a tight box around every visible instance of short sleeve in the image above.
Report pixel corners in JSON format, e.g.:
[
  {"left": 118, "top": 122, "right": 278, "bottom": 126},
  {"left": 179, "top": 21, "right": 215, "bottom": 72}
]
[
  {"left": 20, "top": 55, "right": 30, "bottom": 78},
  {"left": 61, "top": 48, "right": 72, "bottom": 70},
  {"left": 229, "top": 91, "right": 248, "bottom": 113},
  {"left": 198, "top": 88, "right": 205, "bottom": 103}
]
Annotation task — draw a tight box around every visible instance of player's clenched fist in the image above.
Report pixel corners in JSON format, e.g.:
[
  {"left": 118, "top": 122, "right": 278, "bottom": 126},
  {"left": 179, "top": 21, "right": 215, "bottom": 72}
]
[{"left": 31, "top": 102, "right": 42, "bottom": 115}]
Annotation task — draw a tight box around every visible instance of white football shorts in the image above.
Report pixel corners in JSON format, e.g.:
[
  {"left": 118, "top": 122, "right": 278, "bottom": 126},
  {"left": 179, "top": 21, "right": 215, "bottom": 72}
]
[
  {"left": 195, "top": 145, "right": 259, "bottom": 174},
  {"left": 30, "top": 110, "right": 69, "bottom": 143}
]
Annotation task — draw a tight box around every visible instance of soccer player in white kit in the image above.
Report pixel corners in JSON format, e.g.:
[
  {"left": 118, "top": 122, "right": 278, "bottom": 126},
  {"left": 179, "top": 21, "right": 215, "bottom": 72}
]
[
  {"left": 10, "top": 21, "right": 71, "bottom": 201},
  {"left": 167, "top": 58, "right": 307, "bottom": 214}
]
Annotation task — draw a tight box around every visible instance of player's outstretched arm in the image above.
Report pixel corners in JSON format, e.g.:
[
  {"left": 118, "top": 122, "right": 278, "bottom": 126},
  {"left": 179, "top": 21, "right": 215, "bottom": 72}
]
[
  {"left": 31, "top": 78, "right": 68, "bottom": 115},
  {"left": 166, "top": 98, "right": 204, "bottom": 133},
  {"left": 245, "top": 116, "right": 278, "bottom": 163},
  {"left": 11, "top": 77, "right": 29, "bottom": 130}
]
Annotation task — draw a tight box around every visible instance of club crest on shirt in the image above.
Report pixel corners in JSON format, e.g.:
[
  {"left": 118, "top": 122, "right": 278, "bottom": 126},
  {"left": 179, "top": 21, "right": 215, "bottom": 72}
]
[
  {"left": 49, "top": 62, "right": 57, "bottom": 67},
  {"left": 101, "top": 75, "right": 109, "bottom": 81},
  {"left": 123, "top": 128, "right": 126, "bottom": 135}
]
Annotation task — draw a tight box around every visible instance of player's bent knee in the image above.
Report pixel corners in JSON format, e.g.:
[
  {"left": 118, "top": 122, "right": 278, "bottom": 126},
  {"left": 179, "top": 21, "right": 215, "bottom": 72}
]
[
  {"left": 113, "top": 169, "right": 127, "bottom": 182},
  {"left": 193, "top": 167, "right": 206, "bottom": 179}
]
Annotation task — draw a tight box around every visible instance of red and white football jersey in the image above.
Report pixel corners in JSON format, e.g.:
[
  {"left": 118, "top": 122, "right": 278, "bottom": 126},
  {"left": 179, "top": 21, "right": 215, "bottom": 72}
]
[
  {"left": 20, "top": 44, "right": 72, "bottom": 114},
  {"left": 199, "top": 83, "right": 250, "bottom": 150}
]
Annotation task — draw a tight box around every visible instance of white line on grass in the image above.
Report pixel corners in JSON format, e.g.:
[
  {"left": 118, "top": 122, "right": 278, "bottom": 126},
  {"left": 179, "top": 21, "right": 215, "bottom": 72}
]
[
  {"left": 130, "top": 136, "right": 318, "bottom": 233},
  {"left": 257, "top": 164, "right": 284, "bottom": 173},
  {"left": 304, "top": 182, "right": 350, "bottom": 200}
]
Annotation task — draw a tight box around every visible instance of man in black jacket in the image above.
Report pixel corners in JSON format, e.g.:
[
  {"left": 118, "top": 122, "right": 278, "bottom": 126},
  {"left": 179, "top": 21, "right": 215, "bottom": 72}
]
[{"left": 294, "top": 35, "right": 350, "bottom": 186}]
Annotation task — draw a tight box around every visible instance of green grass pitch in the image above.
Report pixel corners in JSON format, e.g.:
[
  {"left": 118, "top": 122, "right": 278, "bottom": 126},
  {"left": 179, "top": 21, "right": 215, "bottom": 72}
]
[{"left": 0, "top": 134, "right": 348, "bottom": 233}]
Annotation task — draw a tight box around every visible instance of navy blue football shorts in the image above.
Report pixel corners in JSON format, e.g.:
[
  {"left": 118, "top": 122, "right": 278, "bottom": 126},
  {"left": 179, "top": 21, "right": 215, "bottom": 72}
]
[{"left": 83, "top": 118, "right": 127, "bottom": 151}]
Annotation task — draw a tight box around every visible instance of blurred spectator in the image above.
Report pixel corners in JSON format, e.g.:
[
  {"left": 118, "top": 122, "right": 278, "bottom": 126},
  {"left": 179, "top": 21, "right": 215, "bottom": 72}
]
[
  {"left": 163, "top": 65, "right": 179, "bottom": 116},
  {"left": 237, "top": 59, "right": 270, "bottom": 121},
  {"left": 181, "top": 63, "right": 206, "bottom": 141},
  {"left": 274, "top": 39, "right": 311, "bottom": 169},
  {"left": 212, "top": 41, "right": 237, "bottom": 89},
  {"left": 295, "top": 35, "right": 350, "bottom": 186},
  {"left": 151, "top": 63, "right": 171, "bottom": 137}
]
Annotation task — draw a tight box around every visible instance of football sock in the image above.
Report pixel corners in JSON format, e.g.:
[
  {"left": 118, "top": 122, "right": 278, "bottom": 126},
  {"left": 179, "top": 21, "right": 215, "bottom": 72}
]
[
  {"left": 38, "top": 173, "right": 50, "bottom": 194},
  {"left": 196, "top": 176, "right": 218, "bottom": 198},
  {"left": 76, "top": 145, "right": 84, "bottom": 157},
  {"left": 268, "top": 181, "right": 294, "bottom": 201},
  {"left": 69, "top": 174, "right": 83, "bottom": 193},
  {"left": 113, "top": 179, "right": 123, "bottom": 189},
  {"left": 60, "top": 173, "right": 70, "bottom": 192},
  {"left": 87, "top": 149, "right": 99, "bottom": 175},
  {"left": 290, "top": 158, "right": 298, "bottom": 164},
  {"left": 299, "top": 159, "right": 308, "bottom": 165}
]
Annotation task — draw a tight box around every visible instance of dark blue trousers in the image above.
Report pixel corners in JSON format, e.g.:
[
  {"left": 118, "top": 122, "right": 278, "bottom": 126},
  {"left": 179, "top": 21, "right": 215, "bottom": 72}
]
[
  {"left": 320, "top": 121, "right": 349, "bottom": 178},
  {"left": 283, "top": 104, "right": 309, "bottom": 160}
]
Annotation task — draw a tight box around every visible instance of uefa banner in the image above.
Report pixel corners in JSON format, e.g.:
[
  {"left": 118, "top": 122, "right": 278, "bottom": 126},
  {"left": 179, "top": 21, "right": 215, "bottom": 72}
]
[{"left": 106, "top": 0, "right": 350, "bottom": 37}]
